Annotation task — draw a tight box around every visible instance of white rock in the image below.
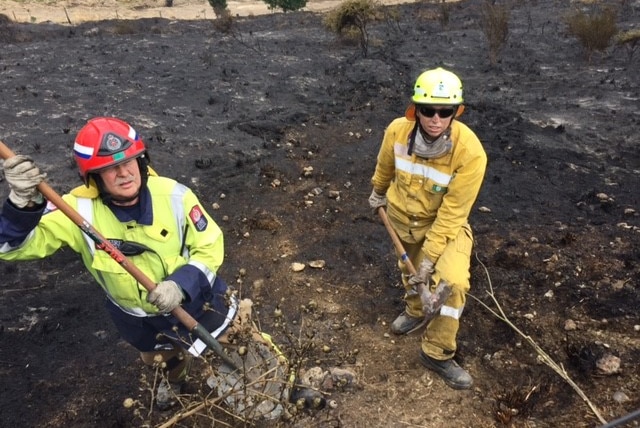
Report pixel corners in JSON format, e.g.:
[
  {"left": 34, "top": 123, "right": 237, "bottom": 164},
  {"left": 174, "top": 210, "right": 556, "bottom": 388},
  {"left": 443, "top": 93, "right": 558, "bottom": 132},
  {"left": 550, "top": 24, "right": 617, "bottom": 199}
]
[
  {"left": 309, "top": 260, "right": 326, "bottom": 269},
  {"left": 613, "top": 391, "right": 630, "bottom": 403},
  {"left": 564, "top": 319, "right": 577, "bottom": 331},
  {"left": 291, "top": 262, "right": 306, "bottom": 272},
  {"left": 596, "top": 354, "right": 621, "bottom": 375}
]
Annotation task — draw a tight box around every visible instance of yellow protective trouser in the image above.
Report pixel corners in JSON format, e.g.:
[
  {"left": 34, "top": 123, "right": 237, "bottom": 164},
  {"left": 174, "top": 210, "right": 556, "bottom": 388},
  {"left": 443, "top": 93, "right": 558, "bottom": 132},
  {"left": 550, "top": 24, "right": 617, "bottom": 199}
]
[{"left": 398, "top": 224, "right": 473, "bottom": 360}]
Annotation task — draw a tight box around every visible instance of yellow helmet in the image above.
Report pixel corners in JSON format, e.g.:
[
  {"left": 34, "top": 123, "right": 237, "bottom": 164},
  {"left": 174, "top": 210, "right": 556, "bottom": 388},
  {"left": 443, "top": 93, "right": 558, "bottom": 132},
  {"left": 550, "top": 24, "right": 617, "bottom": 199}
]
[{"left": 411, "top": 67, "right": 463, "bottom": 105}]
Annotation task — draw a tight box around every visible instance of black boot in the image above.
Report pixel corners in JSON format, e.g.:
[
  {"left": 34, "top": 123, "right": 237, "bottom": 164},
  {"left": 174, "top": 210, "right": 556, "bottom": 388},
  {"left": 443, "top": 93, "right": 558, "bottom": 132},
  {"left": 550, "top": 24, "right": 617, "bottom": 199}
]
[{"left": 419, "top": 351, "right": 473, "bottom": 390}]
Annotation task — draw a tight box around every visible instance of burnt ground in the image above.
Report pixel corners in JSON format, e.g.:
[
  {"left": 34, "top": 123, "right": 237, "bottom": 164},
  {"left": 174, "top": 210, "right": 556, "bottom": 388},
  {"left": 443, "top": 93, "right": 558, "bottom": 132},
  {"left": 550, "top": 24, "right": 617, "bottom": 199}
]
[{"left": 1, "top": 0, "right": 639, "bottom": 427}]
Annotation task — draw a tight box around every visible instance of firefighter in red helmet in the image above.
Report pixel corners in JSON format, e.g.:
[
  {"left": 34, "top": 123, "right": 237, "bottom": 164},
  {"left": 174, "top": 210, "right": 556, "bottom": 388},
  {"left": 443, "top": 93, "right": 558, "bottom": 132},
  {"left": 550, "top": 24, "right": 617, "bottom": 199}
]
[{"left": 0, "top": 117, "right": 324, "bottom": 415}]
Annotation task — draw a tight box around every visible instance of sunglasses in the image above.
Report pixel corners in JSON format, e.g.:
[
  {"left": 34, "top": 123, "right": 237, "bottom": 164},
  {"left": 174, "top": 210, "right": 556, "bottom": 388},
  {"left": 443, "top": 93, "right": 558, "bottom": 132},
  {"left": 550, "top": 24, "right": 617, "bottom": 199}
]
[{"left": 417, "top": 105, "right": 455, "bottom": 118}]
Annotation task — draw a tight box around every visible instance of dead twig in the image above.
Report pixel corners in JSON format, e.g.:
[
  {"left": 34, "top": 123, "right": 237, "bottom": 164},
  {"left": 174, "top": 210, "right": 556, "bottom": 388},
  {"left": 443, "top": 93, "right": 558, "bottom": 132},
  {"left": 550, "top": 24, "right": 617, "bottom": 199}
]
[
  {"left": 156, "top": 397, "right": 224, "bottom": 428},
  {"left": 469, "top": 253, "right": 607, "bottom": 425}
]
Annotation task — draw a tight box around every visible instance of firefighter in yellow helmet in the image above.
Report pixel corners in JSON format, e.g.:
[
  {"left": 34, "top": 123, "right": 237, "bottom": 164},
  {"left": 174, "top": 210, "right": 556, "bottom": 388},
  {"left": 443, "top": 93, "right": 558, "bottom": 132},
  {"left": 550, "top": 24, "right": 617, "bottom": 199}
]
[{"left": 369, "top": 68, "right": 487, "bottom": 389}]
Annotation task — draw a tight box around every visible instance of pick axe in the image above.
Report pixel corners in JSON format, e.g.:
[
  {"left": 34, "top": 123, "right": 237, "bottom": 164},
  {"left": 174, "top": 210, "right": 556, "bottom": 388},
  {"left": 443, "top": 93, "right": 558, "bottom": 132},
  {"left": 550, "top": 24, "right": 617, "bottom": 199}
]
[
  {"left": 0, "top": 141, "right": 238, "bottom": 370},
  {"left": 377, "top": 207, "right": 451, "bottom": 333}
]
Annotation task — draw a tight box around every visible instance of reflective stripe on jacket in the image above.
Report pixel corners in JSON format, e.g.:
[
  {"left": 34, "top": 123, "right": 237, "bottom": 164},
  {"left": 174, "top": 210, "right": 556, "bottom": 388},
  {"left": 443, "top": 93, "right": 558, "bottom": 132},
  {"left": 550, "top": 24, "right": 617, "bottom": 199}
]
[
  {"left": 0, "top": 176, "right": 224, "bottom": 316},
  {"left": 371, "top": 117, "right": 487, "bottom": 262}
]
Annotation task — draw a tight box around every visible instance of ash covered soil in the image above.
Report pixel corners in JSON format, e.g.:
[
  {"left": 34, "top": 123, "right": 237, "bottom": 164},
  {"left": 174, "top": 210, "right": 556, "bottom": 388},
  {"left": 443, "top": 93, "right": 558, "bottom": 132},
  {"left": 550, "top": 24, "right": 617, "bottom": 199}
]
[{"left": 0, "top": 0, "right": 639, "bottom": 426}]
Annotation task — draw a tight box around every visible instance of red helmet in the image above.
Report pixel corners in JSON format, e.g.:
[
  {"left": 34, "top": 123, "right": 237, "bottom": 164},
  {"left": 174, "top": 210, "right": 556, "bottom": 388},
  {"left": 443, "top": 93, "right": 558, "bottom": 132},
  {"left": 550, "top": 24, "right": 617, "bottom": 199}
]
[{"left": 74, "top": 117, "right": 147, "bottom": 184}]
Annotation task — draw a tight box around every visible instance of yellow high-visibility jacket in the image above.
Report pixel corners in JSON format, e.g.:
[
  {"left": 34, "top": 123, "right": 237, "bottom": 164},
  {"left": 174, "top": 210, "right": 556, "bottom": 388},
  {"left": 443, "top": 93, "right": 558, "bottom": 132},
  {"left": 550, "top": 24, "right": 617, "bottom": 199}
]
[
  {"left": 371, "top": 117, "right": 487, "bottom": 262},
  {"left": 0, "top": 175, "right": 224, "bottom": 317}
]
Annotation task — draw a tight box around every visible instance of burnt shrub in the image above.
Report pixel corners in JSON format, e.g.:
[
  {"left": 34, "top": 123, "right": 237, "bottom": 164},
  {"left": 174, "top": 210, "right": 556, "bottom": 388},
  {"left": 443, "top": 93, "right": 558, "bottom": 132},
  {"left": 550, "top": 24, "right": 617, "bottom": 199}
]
[{"left": 565, "top": 5, "right": 618, "bottom": 62}]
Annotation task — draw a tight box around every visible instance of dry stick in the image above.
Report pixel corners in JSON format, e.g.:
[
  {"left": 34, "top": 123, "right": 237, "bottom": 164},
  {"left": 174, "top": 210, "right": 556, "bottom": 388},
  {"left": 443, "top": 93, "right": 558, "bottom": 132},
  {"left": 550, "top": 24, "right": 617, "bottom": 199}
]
[
  {"left": 63, "top": 7, "right": 72, "bottom": 25},
  {"left": 470, "top": 253, "right": 607, "bottom": 425},
  {"left": 156, "top": 397, "right": 224, "bottom": 428}
]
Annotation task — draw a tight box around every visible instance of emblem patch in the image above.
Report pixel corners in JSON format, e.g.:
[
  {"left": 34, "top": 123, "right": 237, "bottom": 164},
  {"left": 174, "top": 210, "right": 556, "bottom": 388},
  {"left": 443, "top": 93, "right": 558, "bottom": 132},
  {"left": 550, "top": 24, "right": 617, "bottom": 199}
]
[
  {"left": 105, "top": 134, "right": 123, "bottom": 151},
  {"left": 189, "top": 205, "right": 208, "bottom": 232}
]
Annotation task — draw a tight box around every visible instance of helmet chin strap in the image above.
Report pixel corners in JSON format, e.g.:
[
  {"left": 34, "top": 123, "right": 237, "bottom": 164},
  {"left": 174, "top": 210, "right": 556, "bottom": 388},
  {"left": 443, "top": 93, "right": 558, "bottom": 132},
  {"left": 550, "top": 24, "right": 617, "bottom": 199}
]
[{"left": 408, "top": 122, "right": 452, "bottom": 159}]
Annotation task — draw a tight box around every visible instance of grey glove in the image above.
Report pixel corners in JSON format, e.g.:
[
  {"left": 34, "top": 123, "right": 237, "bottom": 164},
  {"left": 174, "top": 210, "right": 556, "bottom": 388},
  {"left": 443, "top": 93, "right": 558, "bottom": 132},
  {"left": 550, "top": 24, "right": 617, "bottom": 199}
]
[
  {"left": 147, "top": 280, "right": 184, "bottom": 313},
  {"left": 407, "top": 257, "right": 435, "bottom": 289},
  {"left": 3, "top": 155, "right": 46, "bottom": 208},
  {"left": 368, "top": 189, "right": 387, "bottom": 213}
]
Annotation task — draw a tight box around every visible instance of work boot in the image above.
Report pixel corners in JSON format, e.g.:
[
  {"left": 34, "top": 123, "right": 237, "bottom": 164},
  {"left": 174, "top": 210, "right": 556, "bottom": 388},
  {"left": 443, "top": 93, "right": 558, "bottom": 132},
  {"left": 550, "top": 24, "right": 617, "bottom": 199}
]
[
  {"left": 156, "top": 378, "right": 183, "bottom": 410},
  {"left": 391, "top": 311, "right": 423, "bottom": 335},
  {"left": 419, "top": 351, "right": 473, "bottom": 390}
]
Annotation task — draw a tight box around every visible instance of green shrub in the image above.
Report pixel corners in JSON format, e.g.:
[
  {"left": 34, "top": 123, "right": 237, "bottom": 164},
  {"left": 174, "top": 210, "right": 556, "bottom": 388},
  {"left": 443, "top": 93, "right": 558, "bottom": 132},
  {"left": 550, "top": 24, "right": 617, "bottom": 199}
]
[
  {"left": 207, "top": 0, "right": 229, "bottom": 18},
  {"left": 262, "top": 0, "right": 307, "bottom": 13},
  {"left": 479, "top": 0, "right": 510, "bottom": 66},
  {"left": 565, "top": 6, "right": 618, "bottom": 62},
  {"left": 323, "top": 0, "right": 378, "bottom": 56},
  {"left": 212, "top": 7, "right": 233, "bottom": 33}
]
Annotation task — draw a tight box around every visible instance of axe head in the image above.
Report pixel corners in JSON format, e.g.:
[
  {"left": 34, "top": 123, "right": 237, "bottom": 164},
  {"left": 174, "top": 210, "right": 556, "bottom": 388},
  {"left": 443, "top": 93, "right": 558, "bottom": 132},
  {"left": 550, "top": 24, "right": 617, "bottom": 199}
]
[{"left": 420, "top": 280, "right": 453, "bottom": 320}]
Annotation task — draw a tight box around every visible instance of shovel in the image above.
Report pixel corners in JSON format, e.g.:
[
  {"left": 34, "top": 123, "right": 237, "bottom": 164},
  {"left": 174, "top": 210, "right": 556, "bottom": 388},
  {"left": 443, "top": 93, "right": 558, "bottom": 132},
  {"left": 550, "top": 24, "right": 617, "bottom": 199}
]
[
  {"left": 0, "top": 141, "right": 238, "bottom": 370},
  {"left": 377, "top": 207, "right": 451, "bottom": 333}
]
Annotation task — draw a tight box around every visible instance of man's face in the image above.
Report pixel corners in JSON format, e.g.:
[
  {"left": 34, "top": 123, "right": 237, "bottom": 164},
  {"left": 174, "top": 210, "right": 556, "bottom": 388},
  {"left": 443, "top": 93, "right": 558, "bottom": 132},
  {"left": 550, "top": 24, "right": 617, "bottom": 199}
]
[
  {"left": 416, "top": 105, "right": 455, "bottom": 139},
  {"left": 98, "top": 158, "right": 142, "bottom": 206}
]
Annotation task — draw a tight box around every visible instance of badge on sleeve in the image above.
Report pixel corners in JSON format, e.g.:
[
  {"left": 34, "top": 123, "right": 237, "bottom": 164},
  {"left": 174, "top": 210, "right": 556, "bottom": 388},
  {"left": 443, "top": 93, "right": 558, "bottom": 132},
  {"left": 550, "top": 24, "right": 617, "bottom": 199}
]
[{"left": 189, "top": 205, "right": 208, "bottom": 232}]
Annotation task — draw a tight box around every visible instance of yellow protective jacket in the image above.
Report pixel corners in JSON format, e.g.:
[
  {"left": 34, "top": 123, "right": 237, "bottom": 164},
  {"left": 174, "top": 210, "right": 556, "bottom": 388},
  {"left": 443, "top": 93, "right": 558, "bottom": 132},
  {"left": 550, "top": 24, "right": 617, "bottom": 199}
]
[
  {"left": 371, "top": 117, "right": 487, "bottom": 262},
  {"left": 0, "top": 175, "right": 224, "bottom": 317}
]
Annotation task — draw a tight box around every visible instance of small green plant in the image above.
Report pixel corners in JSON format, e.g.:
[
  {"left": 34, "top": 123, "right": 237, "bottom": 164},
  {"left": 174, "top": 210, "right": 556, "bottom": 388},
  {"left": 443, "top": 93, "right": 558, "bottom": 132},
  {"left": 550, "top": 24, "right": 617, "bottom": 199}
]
[
  {"left": 262, "top": 0, "right": 307, "bottom": 13},
  {"left": 565, "top": 6, "right": 618, "bottom": 62},
  {"left": 479, "top": 0, "right": 510, "bottom": 66},
  {"left": 323, "top": 0, "right": 378, "bottom": 56},
  {"left": 614, "top": 28, "right": 640, "bottom": 62}
]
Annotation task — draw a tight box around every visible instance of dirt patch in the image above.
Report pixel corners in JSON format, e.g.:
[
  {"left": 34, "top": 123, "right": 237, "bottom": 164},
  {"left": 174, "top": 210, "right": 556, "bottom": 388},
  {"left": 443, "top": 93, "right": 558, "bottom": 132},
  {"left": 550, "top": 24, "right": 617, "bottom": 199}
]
[{"left": 0, "top": 0, "right": 639, "bottom": 427}]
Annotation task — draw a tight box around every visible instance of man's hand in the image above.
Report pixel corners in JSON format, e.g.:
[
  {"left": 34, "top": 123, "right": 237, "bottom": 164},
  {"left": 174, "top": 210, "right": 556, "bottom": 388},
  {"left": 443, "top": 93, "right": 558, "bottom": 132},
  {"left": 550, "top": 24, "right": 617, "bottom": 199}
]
[
  {"left": 407, "top": 257, "right": 435, "bottom": 289},
  {"left": 147, "top": 280, "right": 184, "bottom": 313},
  {"left": 368, "top": 189, "right": 387, "bottom": 213},
  {"left": 3, "top": 155, "right": 46, "bottom": 208}
]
